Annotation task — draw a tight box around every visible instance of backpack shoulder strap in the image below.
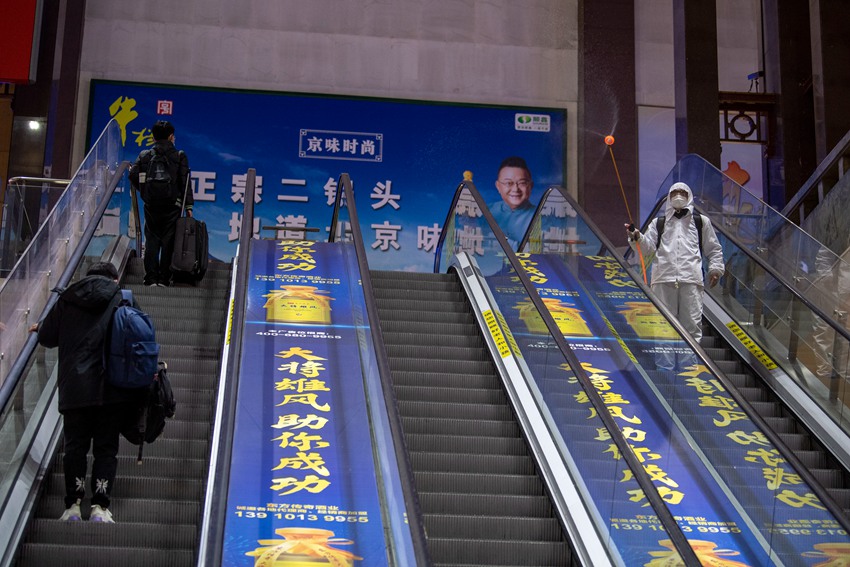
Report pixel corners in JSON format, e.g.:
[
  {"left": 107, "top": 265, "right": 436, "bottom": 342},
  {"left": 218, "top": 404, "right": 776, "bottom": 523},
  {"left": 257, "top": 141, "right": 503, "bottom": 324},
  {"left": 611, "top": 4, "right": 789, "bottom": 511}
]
[
  {"left": 694, "top": 213, "right": 704, "bottom": 254},
  {"left": 121, "top": 289, "right": 133, "bottom": 305},
  {"left": 655, "top": 217, "right": 665, "bottom": 249}
]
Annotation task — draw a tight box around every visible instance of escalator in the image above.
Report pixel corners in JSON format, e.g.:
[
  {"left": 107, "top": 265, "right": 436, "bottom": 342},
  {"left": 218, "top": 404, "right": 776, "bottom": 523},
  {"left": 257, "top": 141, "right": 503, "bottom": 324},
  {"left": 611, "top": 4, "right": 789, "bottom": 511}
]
[
  {"left": 619, "top": 155, "right": 850, "bottom": 520},
  {"left": 8, "top": 146, "right": 850, "bottom": 566},
  {"left": 371, "top": 270, "right": 574, "bottom": 566},
  {"left": 698, "top": 321, "right": 850, "bottom": 515},
  {"left": 15, "top": 256, "right": 231, "bottom": 566}
]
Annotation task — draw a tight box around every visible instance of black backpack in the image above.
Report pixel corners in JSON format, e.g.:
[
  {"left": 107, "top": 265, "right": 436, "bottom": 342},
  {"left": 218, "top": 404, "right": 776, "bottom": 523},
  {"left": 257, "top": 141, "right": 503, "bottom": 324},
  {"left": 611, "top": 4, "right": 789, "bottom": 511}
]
[
  {"left": 121, "top": 361, "right": 176, "bottom": 463},
  {"left": 144, "top": 148, "right": 180, "bottom": 202}
]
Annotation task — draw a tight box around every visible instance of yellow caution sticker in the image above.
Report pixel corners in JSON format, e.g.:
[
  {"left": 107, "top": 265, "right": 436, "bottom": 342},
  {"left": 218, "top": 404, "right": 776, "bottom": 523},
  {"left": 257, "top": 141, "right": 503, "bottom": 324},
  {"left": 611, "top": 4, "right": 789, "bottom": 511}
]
[
  {"left": 483, "top": 310, "right": 511, "bottom": 359},
  {"left": 727, "top": 322, "right": 778, "bottom": 370},
  {"left": 496, "top": 310, "right": 523, "bottom": 359}
]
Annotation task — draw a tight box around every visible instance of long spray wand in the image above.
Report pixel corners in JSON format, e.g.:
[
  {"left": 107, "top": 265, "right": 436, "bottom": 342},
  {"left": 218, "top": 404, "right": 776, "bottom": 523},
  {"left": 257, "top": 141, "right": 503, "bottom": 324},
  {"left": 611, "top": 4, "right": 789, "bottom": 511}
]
[{"left": 605, "top": 134, "right": 647, "bottom": 283}]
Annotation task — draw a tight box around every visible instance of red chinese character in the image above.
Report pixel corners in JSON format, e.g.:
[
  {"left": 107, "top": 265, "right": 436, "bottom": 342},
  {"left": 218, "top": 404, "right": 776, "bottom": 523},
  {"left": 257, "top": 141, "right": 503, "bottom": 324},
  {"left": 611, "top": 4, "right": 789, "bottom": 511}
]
[{"left": 157, "top": 100, "right": 173, "bottom": 115}]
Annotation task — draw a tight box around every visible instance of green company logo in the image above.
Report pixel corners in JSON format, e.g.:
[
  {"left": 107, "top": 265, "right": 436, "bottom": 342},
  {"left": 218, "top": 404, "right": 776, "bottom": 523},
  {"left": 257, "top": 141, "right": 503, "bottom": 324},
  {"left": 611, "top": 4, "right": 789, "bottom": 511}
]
[{"left": 517, "top": 115, "right": 532, "bottom": 124}]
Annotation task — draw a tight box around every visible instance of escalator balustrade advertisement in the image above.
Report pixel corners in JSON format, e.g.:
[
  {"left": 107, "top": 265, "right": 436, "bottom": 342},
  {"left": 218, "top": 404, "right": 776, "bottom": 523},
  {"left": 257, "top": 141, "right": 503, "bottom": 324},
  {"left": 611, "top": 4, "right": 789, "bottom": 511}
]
[
  {"left": 487, "top": 252, "right": 850, "bottom": 565},
  {"left": 222, "top": 239, "right": 388, "bottom": 567}
]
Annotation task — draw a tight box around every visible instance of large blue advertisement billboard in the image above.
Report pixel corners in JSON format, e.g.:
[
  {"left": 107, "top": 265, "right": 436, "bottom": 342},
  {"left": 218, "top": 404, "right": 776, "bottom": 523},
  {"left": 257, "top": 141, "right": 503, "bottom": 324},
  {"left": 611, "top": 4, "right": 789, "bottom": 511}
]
[
  {"left": 224, "top": 239, "right": 392, "bottom": 566},
  {"left": 87, "top": 81, "right": 566, "bottom": 271}
]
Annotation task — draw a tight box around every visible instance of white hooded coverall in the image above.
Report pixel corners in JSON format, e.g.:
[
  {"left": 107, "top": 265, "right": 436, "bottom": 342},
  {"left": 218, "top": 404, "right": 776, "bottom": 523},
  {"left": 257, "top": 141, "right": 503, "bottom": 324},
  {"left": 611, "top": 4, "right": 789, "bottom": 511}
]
[{"left": 629, "top": 182, "right": 725, "bottom": 347}]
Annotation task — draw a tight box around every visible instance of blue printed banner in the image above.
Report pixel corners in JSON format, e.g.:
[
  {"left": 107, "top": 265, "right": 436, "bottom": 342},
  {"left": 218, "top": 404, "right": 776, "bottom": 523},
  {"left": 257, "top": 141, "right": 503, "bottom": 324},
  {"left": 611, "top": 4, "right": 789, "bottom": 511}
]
[
  {"left": 487, "top": 253, "right": 850, "bottom": 566},
  {"left": 87, "top": 80, "right": 566, "bottom": 271},
  {"left": 222, "top": 240, "right": 388, "bottom": 567}
]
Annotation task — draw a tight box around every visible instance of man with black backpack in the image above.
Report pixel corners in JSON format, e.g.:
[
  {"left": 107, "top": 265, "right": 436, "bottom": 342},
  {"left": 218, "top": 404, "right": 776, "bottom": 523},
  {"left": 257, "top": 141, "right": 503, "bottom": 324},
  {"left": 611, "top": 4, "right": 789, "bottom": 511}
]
[
  {"left": 129, "top": 120, "right": 193, "bottom": 287},
  {"left": 626, "top": 182, "right": 725, "bottom": 368},
  {"left": 30, "top": 262, "right": 146, "bottom": 523}
]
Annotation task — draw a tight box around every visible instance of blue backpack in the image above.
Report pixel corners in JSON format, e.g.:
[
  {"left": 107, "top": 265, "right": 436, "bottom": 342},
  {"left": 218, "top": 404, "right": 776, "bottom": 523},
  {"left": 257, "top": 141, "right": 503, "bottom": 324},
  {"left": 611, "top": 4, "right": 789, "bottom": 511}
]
[{"left": 106, "top": 290, "right": 160, "bottom": 389}]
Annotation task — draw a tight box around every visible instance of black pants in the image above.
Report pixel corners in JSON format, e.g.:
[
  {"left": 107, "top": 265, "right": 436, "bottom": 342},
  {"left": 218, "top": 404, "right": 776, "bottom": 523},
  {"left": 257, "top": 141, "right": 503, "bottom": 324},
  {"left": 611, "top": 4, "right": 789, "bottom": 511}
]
[
  {"left": 62, "top": 403, "right": 132, "bottom": 508},
  {"left": 143, "top": 205, "right": 180, "bottom": 285}
]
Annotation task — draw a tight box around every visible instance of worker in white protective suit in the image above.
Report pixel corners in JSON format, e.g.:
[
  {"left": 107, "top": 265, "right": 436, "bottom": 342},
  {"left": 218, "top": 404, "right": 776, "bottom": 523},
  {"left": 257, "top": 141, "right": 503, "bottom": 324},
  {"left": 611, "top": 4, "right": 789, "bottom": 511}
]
[
  {"left": 626, "top": 182, "right": 725, "bottom": 369},
  {"left": 810, "top": 244, "right": 850, "bottom": 383}
]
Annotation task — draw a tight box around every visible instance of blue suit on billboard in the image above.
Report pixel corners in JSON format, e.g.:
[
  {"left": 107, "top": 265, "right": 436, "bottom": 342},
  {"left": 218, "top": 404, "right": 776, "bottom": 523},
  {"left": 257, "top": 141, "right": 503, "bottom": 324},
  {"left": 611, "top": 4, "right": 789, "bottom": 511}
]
[
  {"left": 489, "top": 199, "right": 535, "bottom": 248},
  {"left": 490, "top": 156, "right": 537, "bottom": 249}
]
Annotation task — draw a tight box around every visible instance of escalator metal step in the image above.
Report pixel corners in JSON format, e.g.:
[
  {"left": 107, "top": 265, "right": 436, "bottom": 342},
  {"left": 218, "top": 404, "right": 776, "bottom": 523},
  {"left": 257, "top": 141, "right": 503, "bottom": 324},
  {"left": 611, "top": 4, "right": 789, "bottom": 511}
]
[
  {"left": 17, "top": 544, "right": 194, "bottom": 567},
  {"left": 386, "top": 343, "right": 492, "bottom": 361},
  {"left": 392, "top": 370, "right": 503, "bottom": 390},
  {"left": 406, "top": 433, "right": 527, "bottom": 456},
  {"left": 378, "top": 308, "right": 475, "bottom": 325},
  {"left": 373, "top": 286, "right": 466, "bottom": 303},
  {"left": 23, "top": 519, "right": 196, "bottom": 548},
  {"left": 401, "top": 416, "right": 521, "bottom": 438},
  {"left": 425, "top": 514, "right": 564, "bottom": 541},
  {"left": 36, "top": 495, "right": 199, "bottom": 524},
  {"left": 382, "top": 330, "right": 483, "bottom": 348},
  {"left": 420, "top": 492, "right": 555, "bottom": 517},
  {"left": 428, "top": 537, "right": 570, "bottom": 566},
  {"left": 394, "top": 384, "right": 507, "bottom": 405},
  {"left": 410, "top": 451, "right": 536, "bottom": 475},
  {"left": 380, "top": 319, "right": 477, "bottom": 336},
  {"left": 378, "top": 297, "right": 470, "bottom": 314},
  {"left": 388, "top": 357, "right": 495, "bottom": 374},
  {"left": 413, "top": 471, "right": 545, "bottom": 496},
  {"left": 398, "top": 400, "right": 513, "bottom": 421}
]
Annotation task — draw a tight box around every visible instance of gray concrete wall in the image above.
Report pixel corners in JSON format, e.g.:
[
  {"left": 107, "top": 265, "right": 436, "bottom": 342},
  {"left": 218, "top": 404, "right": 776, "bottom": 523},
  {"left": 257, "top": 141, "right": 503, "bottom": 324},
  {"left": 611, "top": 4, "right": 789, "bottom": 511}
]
[
  {"left": 74, "top": 0, "right": 580, "bottom": 192},
  {"left": 74, "top": 0, "right": 761, "bottom": 198}
]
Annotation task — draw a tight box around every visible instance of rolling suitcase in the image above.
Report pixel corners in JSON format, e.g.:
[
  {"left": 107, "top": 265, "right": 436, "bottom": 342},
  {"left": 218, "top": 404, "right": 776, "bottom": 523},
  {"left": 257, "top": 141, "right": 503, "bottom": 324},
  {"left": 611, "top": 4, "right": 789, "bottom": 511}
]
[{"left": 171, "top": 216, "right": 208, "bottom": 284}]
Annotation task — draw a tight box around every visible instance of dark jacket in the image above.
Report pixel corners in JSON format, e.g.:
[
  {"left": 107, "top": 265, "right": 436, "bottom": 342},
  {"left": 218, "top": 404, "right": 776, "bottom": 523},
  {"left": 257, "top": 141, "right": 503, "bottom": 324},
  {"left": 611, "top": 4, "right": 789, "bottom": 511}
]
[
  {"left": 37, "top": 276, "right": 142, "bottom": 412},
  {"left": 128, "top": 140, "right": 193, "bottom": 215}
]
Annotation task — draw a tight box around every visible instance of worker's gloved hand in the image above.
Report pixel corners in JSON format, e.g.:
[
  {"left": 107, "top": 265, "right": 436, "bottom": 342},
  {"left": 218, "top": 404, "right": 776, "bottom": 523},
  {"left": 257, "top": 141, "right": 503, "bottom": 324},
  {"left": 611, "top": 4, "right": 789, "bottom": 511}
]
[
  {"left": 624, "top": 223, "right": 640, "bottom": 242},
  {"left": 708, "top": 269, "right": 723, "bottom": 288}
]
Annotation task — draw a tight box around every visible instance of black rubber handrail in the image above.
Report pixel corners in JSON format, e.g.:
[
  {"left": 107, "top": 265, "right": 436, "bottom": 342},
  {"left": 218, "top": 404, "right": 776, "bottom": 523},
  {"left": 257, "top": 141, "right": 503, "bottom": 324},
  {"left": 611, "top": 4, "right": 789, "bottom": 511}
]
[
  {"left": 329, "top": 174, "right": 432, "bottom": 566},
  {"left": 434, "top": 180, "right": 701, "bottom": 566},
  {"left": 198, "top": 169, "right": 256, "bottom": 567},
  {"left": 552, "top": 186, "right": 850, "bottom": 538}
]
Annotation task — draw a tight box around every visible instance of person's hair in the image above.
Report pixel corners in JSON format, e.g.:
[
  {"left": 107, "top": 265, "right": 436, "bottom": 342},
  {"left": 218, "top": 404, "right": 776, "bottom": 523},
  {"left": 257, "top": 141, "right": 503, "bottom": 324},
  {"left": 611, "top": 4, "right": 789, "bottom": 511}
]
[
  {"left": 87, "top": 261, "right": 119, "bottom": 280},
  {"left": 151, "top": 120, "right": 175, "bottom": 141},
  {"left": 498, "top": 156, "right": 532, "bottom": 178}
]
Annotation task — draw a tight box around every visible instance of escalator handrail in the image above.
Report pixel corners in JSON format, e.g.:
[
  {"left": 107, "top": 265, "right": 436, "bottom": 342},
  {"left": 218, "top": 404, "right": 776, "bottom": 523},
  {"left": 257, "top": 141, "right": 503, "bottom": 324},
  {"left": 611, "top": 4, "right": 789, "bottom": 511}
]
[
  {"left": 550, "top": 186, "right": 850, "bottom": 537},
  {"left": 330, "top": 173, "right": 432, "bottom": 566},
  {"left": 781, "top": 127, "right": 850, "bottom": 222},
  {"left": 437, "top": 180, "right": 702, "bottom": 566},
  {"left": 196, "top": 169, "right": 256, "bottom": 567},
  {"left": 0, "top": 161, "right": 130, "bottom": 416}
]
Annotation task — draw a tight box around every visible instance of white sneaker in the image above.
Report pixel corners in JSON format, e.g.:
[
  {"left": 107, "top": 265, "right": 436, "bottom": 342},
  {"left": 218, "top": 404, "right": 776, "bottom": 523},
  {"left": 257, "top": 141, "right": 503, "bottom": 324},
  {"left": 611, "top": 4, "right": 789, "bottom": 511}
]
[
  {"left": 59, "top": 500, "right": 82, "bottom": 521},
  {"left": 89, "top": 504, "right": 115, "bottom": 523}
]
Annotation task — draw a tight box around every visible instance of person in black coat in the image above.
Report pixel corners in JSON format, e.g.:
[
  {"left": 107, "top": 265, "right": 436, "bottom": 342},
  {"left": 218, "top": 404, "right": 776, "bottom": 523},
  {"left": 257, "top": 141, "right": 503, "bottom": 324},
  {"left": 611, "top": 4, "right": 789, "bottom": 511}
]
[
  {"left": 129, "top": 120, "right": 194, "bottom": 287},
  {"left": 32, "top": 261, "right": 143, "bottom": 523}
]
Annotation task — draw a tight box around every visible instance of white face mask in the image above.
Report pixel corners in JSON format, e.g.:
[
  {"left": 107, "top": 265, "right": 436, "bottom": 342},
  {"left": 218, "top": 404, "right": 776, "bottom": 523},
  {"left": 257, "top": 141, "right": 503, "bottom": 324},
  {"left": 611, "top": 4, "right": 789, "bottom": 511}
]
[{"left": 670, "top": 195, "right": 687, "bottom": 210}]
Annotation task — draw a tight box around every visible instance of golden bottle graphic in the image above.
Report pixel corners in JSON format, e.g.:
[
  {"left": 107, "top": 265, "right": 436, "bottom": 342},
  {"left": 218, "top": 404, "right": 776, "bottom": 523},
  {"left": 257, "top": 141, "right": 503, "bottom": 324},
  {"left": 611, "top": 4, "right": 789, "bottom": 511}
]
[
  {"left": 515, "top": 297, "right": 592, "bottom": 337},
  {"left": 263, "top": 285, "right": 333, "bottom": 324},
  {"left": 618, "top": 301, "right": 680, "bottom": 340},
  {"left": 245, "top": 527, "right": 362, "bottom": 567},
  {"left": 646, "top": 539, "right": 751, "bottom": 566},
  {"left": 802, "top": 542, "right": 850, "bottom": 566}
]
